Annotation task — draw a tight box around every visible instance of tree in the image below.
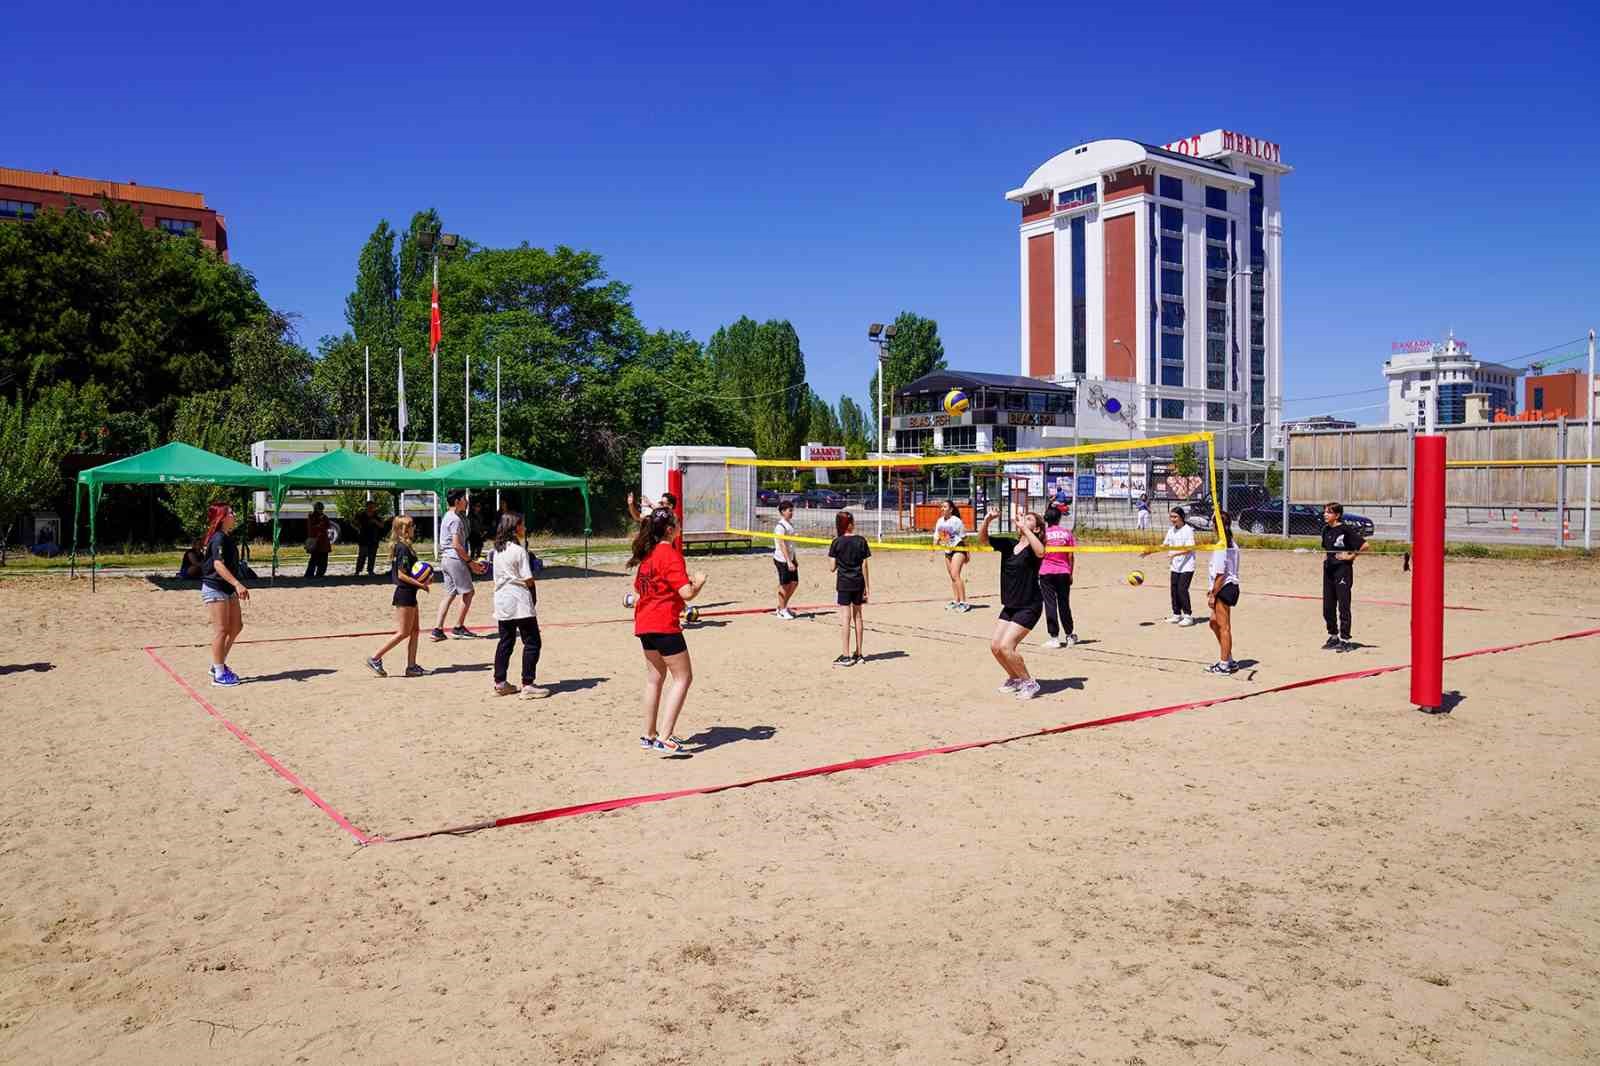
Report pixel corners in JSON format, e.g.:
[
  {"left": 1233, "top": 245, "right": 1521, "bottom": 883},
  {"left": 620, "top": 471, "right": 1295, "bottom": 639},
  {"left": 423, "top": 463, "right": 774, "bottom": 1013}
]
[
  {"left": 0, "top": 391, "right": 69, "bottom": 563},
  {"left": 806, "top": 389, "right": 841, "bottom": 445},
  {"left": 346, "top": 220, "right": 399, "bottom": 352},
  {"left": 865, "top": 311, "right": 947, "bottom": 438},
  {"left": 706, "top": 316, "right": 809, "bottom": 458},
  {"left": 1171, "top": 442, "right": 1198, "bottom": 477},
  {"left": 838, "top": 396, "right": 871, "bottom": 457}
]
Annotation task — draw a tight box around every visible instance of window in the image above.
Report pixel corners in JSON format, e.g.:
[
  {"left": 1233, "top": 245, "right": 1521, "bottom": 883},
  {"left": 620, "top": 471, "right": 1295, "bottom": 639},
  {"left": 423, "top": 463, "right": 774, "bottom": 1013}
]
[
  {"left": 1205, "top": 216, "right": 1228, "bottom": 242},
  {"left": 1161, "top": 268, "right": 1183, "bottom": 297},
  {"left": 1533, "top": 387, "right": 1544, "bottom": 411},
  {"left": 942, "top": 425, "right": 976, "bottom": 450},
  {"left": 1161, "top": 364, "right": 1184, "bottom": 386},
  {"left": 1206, "top": 308, "right": 1226, "bottom": 334},
  {"left": 1161, "top": 332, "right": 1184, "bottom": 360},
  {"left": 1070, "top": 215, "right": 1087, "bottom": 375},
  {"left": 1206, "top": 368, "right": 1225, "bottom": 390},
  {"left": 1205, "top": 186, "right": 1227, "bottom": 211},
  {"left": 158, "top": 217, "right": 199, "bottom": 235},
  {"left": 1206, "top": 246, "right": 1230, "bottom": 271},
  {"left": 1206, "top": 401, "right": 1225, "bottom": 422},
  {"left": 1160, "top": 236, "right": 1182, "bottom": 265},
  {"left": 1206, "top": 279, "right": 1226, "bottom": 306},
  {"left": 1160, "top": 204, "right": 1183, "bottom": 233},
  {"left": 1045, "top": 391, "right": 1072, "bottom": 413},
  {"left": 0, "top": 199, "right": 39, "bottom": 220},
  {"left": 1056, "top": 183, "right": 1096, "bottom": 211},
  {"left": 1161, "top": 301, "right": 1185, "bottom": 328},
  {"left": 991, "top": 425, "right": 1017, "bottom": 450},
  {"left": 1159, "top": 175, "right": 1183, "bottom": 201},
  {"left": 1004, "top": 391, "right": 1028, "bottom": 411},
  {"left": 897, "top": 428, "right": 933, "bottom": 452},
  {"left": 1161, "top": 399, "right": 1185, "bottom": 419}
]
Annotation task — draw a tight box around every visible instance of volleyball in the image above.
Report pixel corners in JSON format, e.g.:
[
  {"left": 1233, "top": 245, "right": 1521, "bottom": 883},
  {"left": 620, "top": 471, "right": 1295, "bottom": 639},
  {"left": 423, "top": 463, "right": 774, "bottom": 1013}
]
[
  {"left": 1125, "top": 569, "right": 1145, "bottom": 587},
  {"left": 943, "top": 389, "right": 971, "bottom": 417},
  {"left": 623, "top": 592, "right": 637, "bottom": 608},
  {"left": 684, "top": 605, "right": 700, "bottom": 624},
  {"left": 409, "top": 559, "right": 433, "bottom": 583}
]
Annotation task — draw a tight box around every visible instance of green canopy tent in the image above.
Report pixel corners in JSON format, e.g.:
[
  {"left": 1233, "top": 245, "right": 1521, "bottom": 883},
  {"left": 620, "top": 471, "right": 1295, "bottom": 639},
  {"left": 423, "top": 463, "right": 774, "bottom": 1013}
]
[
  {"left": 267, "top": 448, "right": 440, "bottom": 577},
  {"left": 428, "top": 451, "right": 592, "bottom": 570},
  {"left": 71, "top": 442, "right": 277, "bottom": 590}
]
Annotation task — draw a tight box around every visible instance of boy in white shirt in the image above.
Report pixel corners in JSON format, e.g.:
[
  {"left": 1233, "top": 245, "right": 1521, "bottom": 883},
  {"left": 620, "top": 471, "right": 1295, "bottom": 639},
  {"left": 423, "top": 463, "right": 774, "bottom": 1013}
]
[
  {"left": 1141, "top": 505, "right": 1197, "bottom": 625},
  {"left": 772, "top": 501, "right": 799, "bottom": 619}
]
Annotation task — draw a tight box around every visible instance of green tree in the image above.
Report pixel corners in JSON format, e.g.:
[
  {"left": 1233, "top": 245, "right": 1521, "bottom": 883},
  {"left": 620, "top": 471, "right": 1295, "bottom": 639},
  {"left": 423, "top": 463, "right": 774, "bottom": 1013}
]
[
  {"left": 806, "top": 389, "right": 842, "bottom": 444},
  {"left": 1171, "top": 442, "right": 1198, "bottom": 477},
  {"left": 706, "top": 316, "right": 809, "bottom": 458},
  {"left": 838, "top": 396, "right": 871, "bottom": 457},
  {"left": 865, "top": 311, "right": 947, "bottom": 439},
  {"left": 346, "top": 220, "right": 400, "bottom": 352},
  {"left": 0, "top": 391, "right": 69, "bottom": 563}
]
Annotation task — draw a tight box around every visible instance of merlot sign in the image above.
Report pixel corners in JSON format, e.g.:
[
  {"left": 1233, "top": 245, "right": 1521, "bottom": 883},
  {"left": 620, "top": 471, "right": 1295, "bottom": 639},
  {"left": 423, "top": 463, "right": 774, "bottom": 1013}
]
[{"left": 1162, "top": 129, "right": 1285, "bottom": 166}]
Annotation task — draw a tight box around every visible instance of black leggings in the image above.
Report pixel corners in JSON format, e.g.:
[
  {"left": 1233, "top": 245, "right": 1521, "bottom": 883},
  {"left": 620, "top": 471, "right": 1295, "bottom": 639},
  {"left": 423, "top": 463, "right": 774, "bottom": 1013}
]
[
  {"left": 1169, "top": 570, "right": 1194, "bottom": 616},
  {"left": 1323, "top": 565, "right": 1353, "bottom": 639},
  {"left": 494, "top": 617, "right": 542, "bottom": 685},
  {"left": 355, "top": 543, "right": 379, "bottom": 575},
  {"left": 1039, "top": 573, "right": 1073, "bottom": 637},
  {"left": 305, "top": 550, "right": 329, "bottom": 579}
]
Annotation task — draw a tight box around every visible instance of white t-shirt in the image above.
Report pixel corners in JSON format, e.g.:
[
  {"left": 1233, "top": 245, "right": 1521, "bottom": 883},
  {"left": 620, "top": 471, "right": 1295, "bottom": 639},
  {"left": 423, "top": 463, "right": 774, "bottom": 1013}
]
[
  {"left": 773, "top": 517, "right": 796, "bottom": 563},
  {"left": 934, "top": 515, "right": 965, "bottom": 548},
  {"left": 1163, "top": 523, "right": 1197, "bottom": 573},
  {"left": 1209, "top": 546, "right": 1240, "bottom": 587},
  {"left": 491, "top": 541, "right": 535, "bottom": 620}
]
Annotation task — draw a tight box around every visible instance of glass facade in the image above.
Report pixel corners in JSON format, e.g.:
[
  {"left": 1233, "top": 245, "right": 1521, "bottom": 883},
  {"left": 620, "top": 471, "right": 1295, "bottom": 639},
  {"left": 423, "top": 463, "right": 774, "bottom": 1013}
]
[
  {"left": 1070, "top": 215, "right": 1086, "bottom": 374},
  {"left": 1157, "top": 196, "right": 1184, "bottom": 420},
  {"left": 1, "top": 199, "right": 40, "bottom": 220},
  {"left": 158, "top": 218, "right": 199, "bottom": 235},
  {"left": 1159, "top": 175, "right": 1183, "bottom": 201},
  {"left": 942, "top": 425, "right": 977, "bottom": 450},
  {"left": 1248, "top": 173, "right": 1267, "bottom": 455}
]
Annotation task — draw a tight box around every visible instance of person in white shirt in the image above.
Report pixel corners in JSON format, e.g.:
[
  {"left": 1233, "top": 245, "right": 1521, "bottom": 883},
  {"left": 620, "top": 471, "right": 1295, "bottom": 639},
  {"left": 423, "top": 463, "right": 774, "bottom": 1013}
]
[
  {"left": 933, "top": 499, "right": 972, "bottom": 611},
  {"left": 489, "top": 511, "right": 548, "bottom": 699},
  {"left": 1141, "top": 506, "right": 1197, "bottom": 625},
  {"left": 772, "top": 500, "right": 799, "bottom": 619},
  {"left": 1206, "top": 510, "right": 1241, "bottom": 674}
]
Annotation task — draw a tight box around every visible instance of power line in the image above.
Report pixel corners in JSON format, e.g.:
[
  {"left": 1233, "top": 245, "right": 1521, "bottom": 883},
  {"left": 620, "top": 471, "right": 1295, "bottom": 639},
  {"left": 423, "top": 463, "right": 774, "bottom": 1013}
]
[{"left": 650, "top": 372, "right": 814, "bottom": 402}]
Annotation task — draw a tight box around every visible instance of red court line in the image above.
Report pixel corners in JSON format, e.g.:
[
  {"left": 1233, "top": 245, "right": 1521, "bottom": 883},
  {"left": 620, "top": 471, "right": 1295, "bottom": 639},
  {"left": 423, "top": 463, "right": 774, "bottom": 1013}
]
[
  {"left": 376, "top": 624, "right": 1600, "bottom": 843},
  {"left": 142, "top": 646, "right": 374, "bottom": 844},
  {"left": 148, "top": 595, "right": 972, "bottom": 651}
]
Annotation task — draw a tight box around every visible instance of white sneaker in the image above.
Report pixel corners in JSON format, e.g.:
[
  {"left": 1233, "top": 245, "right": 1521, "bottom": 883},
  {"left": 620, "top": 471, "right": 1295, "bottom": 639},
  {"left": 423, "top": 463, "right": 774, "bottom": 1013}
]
[
  {"left": 1043, "top": 637, "right": 1063, "bottom": 649},
  {"left": 1166, "top": 614, "right": 1182, "bottom": 624},
  {"left": 1178, "top": 615, "right": 1196, "bottom": 627},
  {"left": 997, "top": 677, "right": 1022, "bottom": 693},
  {"left": 958, "top": 602, "right": 975, "bottom": 613},
  {"left": 1065, "top": 634, "right": 1081, "bottom": 646},
  {"left": 1013, "top": 679, "right": 1041, "bottom": 700}
]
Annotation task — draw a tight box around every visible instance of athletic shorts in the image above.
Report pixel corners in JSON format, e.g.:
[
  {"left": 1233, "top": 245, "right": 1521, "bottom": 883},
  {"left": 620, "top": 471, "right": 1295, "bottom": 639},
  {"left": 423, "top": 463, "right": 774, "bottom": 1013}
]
[
  {"left": 836, "top": 589, "right": 865, "bottom": 606},
  {"left": 774, "top": 560, "right": 798, "bottom": 585},
  {"left": 392, "top": 584, "right": 418, "bottom": 608},
  {"left": 200, "top": 584, "right": 234, "bottom": 604},
  {"left": 441, "top": 557, "right": 473, "bottom": 595},
  {"left": 944, "top": 549, "right": 966, "bottom": 561},
  {"left": 1216, "top": 583, "right": 1240, "bottom": 608},
  {"left": 638, "top": 632, "right": 688, "bottom": 657},
  {"left": 998, "top": 602, "right": 1043, "bottom": 631}
]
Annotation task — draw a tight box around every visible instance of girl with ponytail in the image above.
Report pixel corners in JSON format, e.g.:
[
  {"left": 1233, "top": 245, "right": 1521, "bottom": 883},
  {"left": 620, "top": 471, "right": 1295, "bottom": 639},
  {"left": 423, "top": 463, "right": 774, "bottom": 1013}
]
[
  {"left": 627, "top": 507, "right": 706, "bottom": 754},
  {"left": 199, "top": 501, "right": 249, "bottom": 686}
]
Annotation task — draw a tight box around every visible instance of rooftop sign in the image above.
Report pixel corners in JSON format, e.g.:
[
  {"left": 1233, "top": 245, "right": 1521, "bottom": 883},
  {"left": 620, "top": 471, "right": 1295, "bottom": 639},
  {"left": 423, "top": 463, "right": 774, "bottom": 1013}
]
[{"left": 1162, "top": 129, "right": 1284, "bottom": 166}]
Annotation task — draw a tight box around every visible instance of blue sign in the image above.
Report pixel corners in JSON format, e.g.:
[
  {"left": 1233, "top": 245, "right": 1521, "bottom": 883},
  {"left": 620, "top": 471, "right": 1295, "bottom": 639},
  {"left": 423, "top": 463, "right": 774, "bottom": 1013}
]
[{"left": 1077, "top": 474, "right": 1097, "bottom": 497}]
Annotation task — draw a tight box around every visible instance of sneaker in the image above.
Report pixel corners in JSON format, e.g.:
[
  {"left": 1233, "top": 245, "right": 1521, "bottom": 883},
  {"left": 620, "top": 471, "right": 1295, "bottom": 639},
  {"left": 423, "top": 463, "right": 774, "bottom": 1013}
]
[
  {"left": 365, "top": 657, "right": 387, "bottom": 678},
  {"left": 640, "top": 736, "right": 656, "bottom": 750},
  {"left": 1166, "top": 614, "right": 1182, "bottom": 624},
  {"left": 404, "top": 665, "right": 427, "bottom": 678},
  {"left": 450, "top": 626, "right": 475, "bottom": 639},
  {"left": 1013, "top": 679, "right": 1042, "bottom": 700},
  {"left": 519, "top": 685, "right": 551, "bottom": 700},
  {"left": 429, "top": 628, "right": 447, "bottom": 643},
  {"left": 945, "top": 601, "right": 958, "bottom": 611},
  {"left": 652, "top": 737, "right": 686, "bottom": 754},
  {"left": 998, "top": 677, "right": 1022, "bottom": 693},
  {"left": 957, "top": 602, "right": 975, "bottom": 613},
  {"left": 832, "top": 654, "right": 854, "bottom": 668},
  {"left": 778, "top": 608, "right": 796, "bottom": 620},
  {"left": 1178, "top": 616, "right": 1196, "bottom": 627},
  {"left": 1065, "top": 634, "right": 1081, "bottom": 647},
  {"left": 494, "top": 681, "right": 518, "bottom": 696},
  {"left": 211, "top": 667, "right": 241, "bottom": 687},
  {"left": 1206, "top": 661, "right": 1234, "bottom": 675},
  {"left": 1337, "top": 640, "right": 1355, "bottom": 653},
  {"left": 1321, "top": 635, "right": 1342, "bottom": 650},
  {"left": 852, "top": 653, "right": 865, "bottom": 665},
  {"left": 1043, "top": 637, "right": 1063, "bottom": 649}
]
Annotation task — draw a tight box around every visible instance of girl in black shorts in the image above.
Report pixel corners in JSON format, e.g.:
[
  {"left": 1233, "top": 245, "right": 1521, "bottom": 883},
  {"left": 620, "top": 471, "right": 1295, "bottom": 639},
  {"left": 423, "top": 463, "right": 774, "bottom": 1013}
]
[
  {"left": 628, "top": 508, "right": 706, "bottom": 754},
  {"left": 1206, "top": 510, "right": 1241, "bottom": 675},
  {"left": 978, "top": 507, "right": 1046, "bottom": 700},
  {"left": 367, "top": 516, "right": 430, "bottom": 678},
  {"left": 827, "top": 511, "right": 871, "bottom": 666}
]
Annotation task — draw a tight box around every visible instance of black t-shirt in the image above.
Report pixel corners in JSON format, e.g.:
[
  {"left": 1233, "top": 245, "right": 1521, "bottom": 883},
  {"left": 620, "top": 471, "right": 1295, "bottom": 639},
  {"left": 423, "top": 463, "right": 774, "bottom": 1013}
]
[
  {"left": 392, "top": 541, "right": 417, "bottom": 583},
  {"left": 357, "top": 513, "right": 382, "bottom": 548},
  {"left": 201, "top": 531, "right": 238, "bottom": 596},
  {"left": 990, "top": 536, "right": 1043, "bottom": 609},
  {"left": 828, "top": 534, "right": 871, "bottom": 592},
  {"left": 1321, "top": 522, "right": 1365, "bottom": 569}
]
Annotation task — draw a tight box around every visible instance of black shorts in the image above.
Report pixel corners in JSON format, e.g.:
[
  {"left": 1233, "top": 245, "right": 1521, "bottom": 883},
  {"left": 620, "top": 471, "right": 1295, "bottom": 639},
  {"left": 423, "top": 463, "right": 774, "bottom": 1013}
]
[
  {"left": 774, "top": 560, "right": 798, "bottom": 585},
  {"left": 998, "top": 603, "right": 1043, "bottom": 630},
  {"left": 836, "top": 589, "right": 865, "bottom": 606},
  {"left": 1216, "top": 583, "right": 1240, "bottom": 607},
  {"left": 392, "top": 585, "right": 418, "bottom": 608},
  {"left": 638, "top": 632, "right": 688, "bottom": 657}
]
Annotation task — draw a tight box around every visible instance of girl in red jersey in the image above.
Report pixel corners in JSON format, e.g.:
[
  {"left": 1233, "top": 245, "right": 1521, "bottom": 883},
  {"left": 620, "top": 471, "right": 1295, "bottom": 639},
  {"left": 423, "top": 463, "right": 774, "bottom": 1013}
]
[{"left": 627, "top": 507, "right": 706, "bottom": 754}]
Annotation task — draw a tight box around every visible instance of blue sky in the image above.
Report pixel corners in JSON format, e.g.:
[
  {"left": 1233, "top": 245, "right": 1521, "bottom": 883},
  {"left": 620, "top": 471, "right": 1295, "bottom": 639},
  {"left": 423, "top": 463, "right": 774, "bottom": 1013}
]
[{"left": 7, "top": 0, "right": 1597, "bottom": 424}]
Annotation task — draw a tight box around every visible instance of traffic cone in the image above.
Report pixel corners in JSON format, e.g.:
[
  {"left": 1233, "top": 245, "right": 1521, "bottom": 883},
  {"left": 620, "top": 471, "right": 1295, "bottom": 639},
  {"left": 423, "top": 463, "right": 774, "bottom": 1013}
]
[
  {"left": 1511, "top": 512, "right": 1520, "bottom": 532},
  {"left": 1563, "top": 517, "right": 1572, "bottom": 540}
]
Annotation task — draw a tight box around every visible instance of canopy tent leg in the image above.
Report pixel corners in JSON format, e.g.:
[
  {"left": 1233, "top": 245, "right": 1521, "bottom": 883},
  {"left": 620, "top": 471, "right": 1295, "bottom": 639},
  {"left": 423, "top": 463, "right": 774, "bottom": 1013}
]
[
  {"left": 271, "top": 490, "right": 281, "bottom": 581},
  {"left": 70, "top": 480, "right": 80, "bottom": 579},
  {"left": 91, "top": 485, "right": 99, "bottom": 592}
]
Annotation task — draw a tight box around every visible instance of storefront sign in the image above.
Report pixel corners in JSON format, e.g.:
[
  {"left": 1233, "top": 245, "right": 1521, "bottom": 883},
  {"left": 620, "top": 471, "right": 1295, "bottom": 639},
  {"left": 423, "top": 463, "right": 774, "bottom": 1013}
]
[
  {"left": 1391, "top": 339, "right": 1435, "bottom": 353},
  {"left": 905, "top": 414, "right": 952, "bottom": 429},
  {"left": 801, "top": 443, "right": 846, "bottom": 462},
  {"left": 1162, "top": 129, "right": 1283, "bottom": 166},
  {"left": 1006, "top": 412, "right": 1057, "bottom": 427}
]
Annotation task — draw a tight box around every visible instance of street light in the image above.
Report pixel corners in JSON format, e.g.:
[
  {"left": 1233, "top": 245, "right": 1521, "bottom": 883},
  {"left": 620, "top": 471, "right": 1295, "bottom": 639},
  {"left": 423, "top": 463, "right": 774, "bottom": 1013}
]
[{"left": 869, "top": 322, "right": 897, "bottom": 538}]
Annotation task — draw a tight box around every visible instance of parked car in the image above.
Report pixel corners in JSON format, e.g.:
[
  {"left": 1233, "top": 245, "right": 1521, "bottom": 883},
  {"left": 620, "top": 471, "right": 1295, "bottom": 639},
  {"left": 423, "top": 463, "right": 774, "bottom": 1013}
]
[
  {"left": 802, "top": 488, "right": 846, "bottom": 509},
  {"left": 756, "top": 487, "right": 781, "bottom": 506},
  {"left": 1234, "top": 501, "right": 1375, "bottom": 537}
]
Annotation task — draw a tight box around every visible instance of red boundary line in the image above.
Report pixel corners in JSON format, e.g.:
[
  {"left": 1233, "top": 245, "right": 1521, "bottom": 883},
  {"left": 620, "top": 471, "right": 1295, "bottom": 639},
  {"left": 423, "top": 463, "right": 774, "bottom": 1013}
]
[
  {"left": 373, "top": 625, "right": 1600, "bottom": 844},
  {"left": 143, "top": 646, "right": 374, "bottom": 844}
]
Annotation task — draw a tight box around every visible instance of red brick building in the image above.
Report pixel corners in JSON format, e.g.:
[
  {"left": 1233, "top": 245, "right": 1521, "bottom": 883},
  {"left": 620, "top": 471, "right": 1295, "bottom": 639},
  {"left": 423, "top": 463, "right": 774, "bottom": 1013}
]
[
  {"left": 0, "top": 166, "right": 228, "bottom": 260},
  {"left": 1523, "top": 369, "right": 1589, "bottom": 419}
]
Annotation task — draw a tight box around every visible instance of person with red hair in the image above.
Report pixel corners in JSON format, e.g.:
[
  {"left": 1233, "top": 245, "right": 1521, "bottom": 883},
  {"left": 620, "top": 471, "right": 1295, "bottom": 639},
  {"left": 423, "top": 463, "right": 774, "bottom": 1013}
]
[
  {"left": 199, "top": 502, "right": 250, "bottom": 686},
  {"left": 827, "top": 510, "right": 871, "bottom": 666}
]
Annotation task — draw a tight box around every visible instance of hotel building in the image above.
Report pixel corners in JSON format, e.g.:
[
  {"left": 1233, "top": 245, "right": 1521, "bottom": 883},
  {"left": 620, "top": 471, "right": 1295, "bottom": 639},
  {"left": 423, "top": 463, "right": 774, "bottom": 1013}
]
[
  {"left": 1383, "top": 334, "right": 1517, "bottom": 428},
  {"left": 1006, "top": 130, "right": 1289, "bottom": 458},
  {"left": 0, "top": 166, "right": 228, "bottom": 260}
]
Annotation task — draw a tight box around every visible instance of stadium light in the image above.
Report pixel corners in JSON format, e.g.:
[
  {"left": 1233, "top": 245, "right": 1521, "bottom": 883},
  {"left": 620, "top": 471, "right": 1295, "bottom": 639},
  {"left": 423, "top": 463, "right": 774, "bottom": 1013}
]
[
  {"left": 868, "top": 323, "right": 884, "bottom": 339},
  {"left": 884, "top": 324, "right": 898, "bottom": 339}
]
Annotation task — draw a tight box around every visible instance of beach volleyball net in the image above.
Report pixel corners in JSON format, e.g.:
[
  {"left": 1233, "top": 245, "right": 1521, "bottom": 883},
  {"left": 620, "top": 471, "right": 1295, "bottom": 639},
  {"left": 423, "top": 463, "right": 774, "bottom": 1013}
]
[{"left": 723, "top": 431, "right": 1227, "bottom": 554}]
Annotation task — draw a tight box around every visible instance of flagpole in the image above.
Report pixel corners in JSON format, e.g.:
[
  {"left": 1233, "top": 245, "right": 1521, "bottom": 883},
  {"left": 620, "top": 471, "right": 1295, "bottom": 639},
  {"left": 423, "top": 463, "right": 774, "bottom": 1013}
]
[
  {"left": 432, "top": 255, "right": 440, "bottom": 560},
  {"left": 495, "top": 351, "right": 501, "bottom": 510}
]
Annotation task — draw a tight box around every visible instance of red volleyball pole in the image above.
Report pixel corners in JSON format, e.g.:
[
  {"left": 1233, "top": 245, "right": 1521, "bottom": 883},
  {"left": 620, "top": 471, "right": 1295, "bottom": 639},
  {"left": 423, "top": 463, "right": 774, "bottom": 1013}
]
[{"left": 1410, "top": 434, "right": 1445, "bottom": 712}]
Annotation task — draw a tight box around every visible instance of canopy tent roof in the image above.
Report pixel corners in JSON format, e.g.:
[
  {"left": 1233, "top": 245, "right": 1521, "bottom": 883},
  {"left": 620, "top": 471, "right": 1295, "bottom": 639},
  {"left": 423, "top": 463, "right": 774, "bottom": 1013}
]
[
  {"left": 269, "top": 447, "right": 438, "bottom": 496},
  {"left": 76, "top": 441, "right": 275, "bottom": 491},
  {"left": 429, "top": 451, "right": 586, "bottom": 491}
]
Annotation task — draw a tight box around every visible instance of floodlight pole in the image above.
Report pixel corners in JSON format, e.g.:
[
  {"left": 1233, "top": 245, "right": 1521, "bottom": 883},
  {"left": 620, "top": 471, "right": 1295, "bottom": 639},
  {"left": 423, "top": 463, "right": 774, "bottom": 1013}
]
[
  {"left": 1585, "top": 329, "right": 1594, "bottom": 551},
  {"left": 495, "top": 349, "right": 502, "bottom": 510},
  {"left": 870, "top": 323, "right": 894, "bottom": 540}
]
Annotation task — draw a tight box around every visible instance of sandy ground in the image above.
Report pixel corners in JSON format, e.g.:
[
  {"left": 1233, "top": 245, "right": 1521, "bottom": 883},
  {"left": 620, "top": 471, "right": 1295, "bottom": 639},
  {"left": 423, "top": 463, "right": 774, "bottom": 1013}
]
[{"left": 2, "top": 545, "right": 1598, "bottom": 1065}]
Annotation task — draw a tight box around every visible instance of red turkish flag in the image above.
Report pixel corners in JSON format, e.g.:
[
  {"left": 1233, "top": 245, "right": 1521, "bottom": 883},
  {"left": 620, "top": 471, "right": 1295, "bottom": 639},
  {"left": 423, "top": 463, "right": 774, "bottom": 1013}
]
[{"left": 429, "top": 284, "right": 442, "bottom": 356}]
